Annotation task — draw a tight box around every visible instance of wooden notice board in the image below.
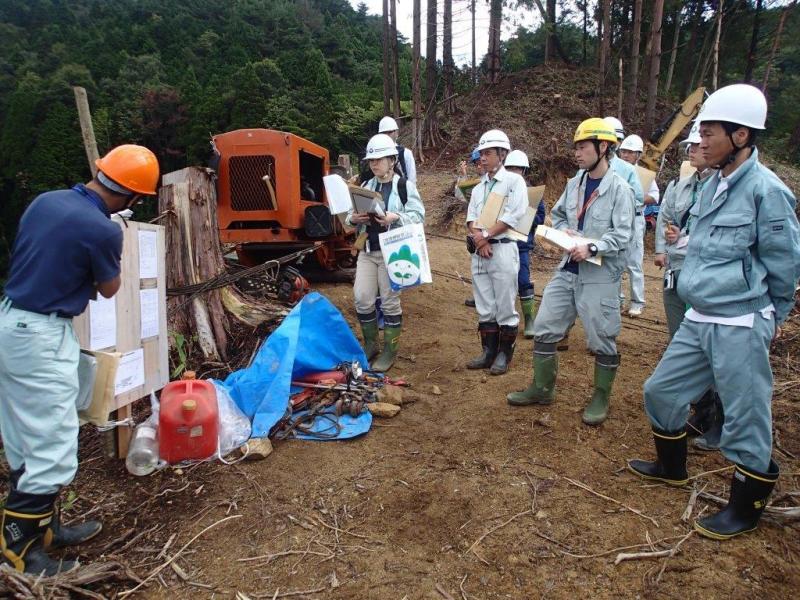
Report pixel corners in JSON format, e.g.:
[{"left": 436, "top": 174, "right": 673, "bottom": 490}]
[{"left": 73, "top": 217, "right": 169, "bottom": 413}]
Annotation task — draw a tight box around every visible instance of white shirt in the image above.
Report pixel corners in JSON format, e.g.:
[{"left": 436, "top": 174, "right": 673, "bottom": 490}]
[{"left": 402, "top": 148, "right": 417, "bottom": 184}]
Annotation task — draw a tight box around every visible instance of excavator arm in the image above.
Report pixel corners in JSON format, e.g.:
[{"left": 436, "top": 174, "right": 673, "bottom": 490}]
[{"left": 640, "top": 87, "right": 707, "bottom": 171}]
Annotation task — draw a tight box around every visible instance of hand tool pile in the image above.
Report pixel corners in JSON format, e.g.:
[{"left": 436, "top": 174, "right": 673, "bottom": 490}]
[{"left": 270, "top": 361, "right": 409, "bottom": 440}]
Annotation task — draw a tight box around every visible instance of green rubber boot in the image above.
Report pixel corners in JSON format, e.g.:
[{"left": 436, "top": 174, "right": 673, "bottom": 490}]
[
  {"left": 520, "top": 296, "right": 537, "bottom": 339},
  {"left": 582, "top": 354, "right": 619, "bottom": 425},
  {"left": 358, "top": 313, "right": 380, "bottom": 361},
  {"left": 372, "top": 324, "right": 401, "bottom": 372},
  {"left": 507, "top": 342, "right": 558, "bottom": 406}
]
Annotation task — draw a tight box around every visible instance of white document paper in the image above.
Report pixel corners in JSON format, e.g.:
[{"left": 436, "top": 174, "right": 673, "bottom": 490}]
[
  {"left": 89, "top": 295, "right": 117, "bottom": 350},
  {"left": 139, "top": 288, "right": 160, "bottom": 339},
  {"left": 322, "top": 174, "right": 353, "bottom": 215},
  {"left": 535, "top": 225, "right": 602, "bottom": 266},
  {"left": 138, "top": 230, "right": 158, "bottom": 279},
  {"left": 115, "top": 348, "right": 145, "bottom": 396}
]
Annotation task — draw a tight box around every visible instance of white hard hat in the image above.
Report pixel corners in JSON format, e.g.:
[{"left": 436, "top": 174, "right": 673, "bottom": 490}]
[
  {"left": 476, "top": 129, "right": 511, "bottom": 152},
  {"left": 680, "top": 121, "right": 702, "bottom": 146},
  {"left": 604, "top": 116, "right": 625, "bottom": 140},
  {"left": 378, "top": 116, "right": 399, "bottom": 133},
  {"left": 696, "top": 84, "right": 767, "bottom": 130},
  {"left": 505, "top": 149, "right": 530, "bottom": 169},
  {"left": 365, "top": 134, "right": 398, "bottom": 159},
  {"left": 619, "top": 134, "right": 644, "bottom": 153}
]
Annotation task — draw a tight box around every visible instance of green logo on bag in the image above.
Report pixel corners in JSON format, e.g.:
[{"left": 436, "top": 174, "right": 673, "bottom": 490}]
[{"left": 387, "top": 245, "right": 421, "bottom": 288}]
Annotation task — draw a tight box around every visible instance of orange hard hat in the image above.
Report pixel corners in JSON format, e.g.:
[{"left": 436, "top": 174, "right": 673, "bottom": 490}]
[{"left": 95, "top": 144, "right": 160, "bottom": 195}]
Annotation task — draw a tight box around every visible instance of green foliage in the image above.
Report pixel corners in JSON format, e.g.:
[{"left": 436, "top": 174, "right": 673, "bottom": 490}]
[{"left": 0, "top": 0, "right": 400, "bottom": 280}]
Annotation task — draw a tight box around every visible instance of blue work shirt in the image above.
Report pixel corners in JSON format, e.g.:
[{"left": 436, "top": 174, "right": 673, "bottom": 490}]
[
  {"left": 3, "top": 185, "right": 123, "bottom": 317},
  {"left": 563, "top": 175, "right": 602, "bottom": 274}
]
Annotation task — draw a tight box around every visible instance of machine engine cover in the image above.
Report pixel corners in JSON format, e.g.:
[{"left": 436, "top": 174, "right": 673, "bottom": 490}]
[{"left": 304, "top": 205, "right": 334, "bottom": 238}]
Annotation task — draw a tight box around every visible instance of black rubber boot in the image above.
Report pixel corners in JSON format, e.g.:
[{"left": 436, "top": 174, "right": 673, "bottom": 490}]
[
  {"left": 46, "top": 500, "right": 103, "bottom": 550},
  {"left": 627, "top": 427, "right": 689, "bottom": 486},
  {"left": 694, "top": 393, "right": 724, "bottom": 451},
  {"left": 506, "top": 342, "right": 558, "bottom": 405},
  {"left": 1, "top": 489, "right": 77, "bottom": 576},
  {"left": 695, "top": 460, "right": 779, "bottom": 540},
  {"left": 466, "top": 322, "right": 499, "bottom": 369},
  {"left": 687, "top": 389, "right": 716, "bottom": 437},
  {"left": 490, "top": 325, "right": 518, "bottom": 376}
]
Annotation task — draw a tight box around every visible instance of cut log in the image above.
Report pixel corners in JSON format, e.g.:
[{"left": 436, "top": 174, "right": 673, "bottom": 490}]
[{"left": 158, "top": 167, "right": 284, "bottom": 361}]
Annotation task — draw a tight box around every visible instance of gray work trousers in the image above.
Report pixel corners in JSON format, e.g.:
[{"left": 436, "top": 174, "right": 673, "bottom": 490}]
[
  {"left": 533, "top": 270, "right": 621, "bottom": 356},
  {"left": 354, "top": 250, "right": 401, "bottom": 316},
  {"left": 620, "top": 214, "right": 646, "bottom": 309},
  {"left": 663, "top": 273, "right": 687, "bottom": 340},
  {"left": 471, "top": 242, "right": 520, "bottom": 327},
  {"left": 644, "top": 314, "right": 775, "bottom": 472}
]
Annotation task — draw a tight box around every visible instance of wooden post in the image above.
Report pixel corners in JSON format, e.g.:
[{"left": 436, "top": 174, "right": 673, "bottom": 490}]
[
  {"left": 73, "top": 86, "right": 99, "bottom": 176},
  {"left": 337, "top": 155, "right": 352, "bottom": 179}
]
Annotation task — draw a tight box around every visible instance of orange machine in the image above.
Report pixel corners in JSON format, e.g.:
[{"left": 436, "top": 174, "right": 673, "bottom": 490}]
[{"left": 212, "top": 129, "right": 354, "bottom": 270}]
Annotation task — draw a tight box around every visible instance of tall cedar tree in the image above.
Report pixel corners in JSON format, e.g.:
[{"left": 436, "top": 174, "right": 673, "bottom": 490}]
[{"left": 644, "top": 0, "right": 665, "bottom": 136}]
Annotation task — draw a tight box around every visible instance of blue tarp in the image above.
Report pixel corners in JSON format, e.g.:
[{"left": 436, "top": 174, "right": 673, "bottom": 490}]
[{"left": 216, "top": 292, "right": 371, "bottom": 439}]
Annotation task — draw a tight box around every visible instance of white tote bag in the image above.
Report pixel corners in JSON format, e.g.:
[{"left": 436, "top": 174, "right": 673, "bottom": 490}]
[{"left": 378, "top": 223, "right": 433, "bottom": 291}]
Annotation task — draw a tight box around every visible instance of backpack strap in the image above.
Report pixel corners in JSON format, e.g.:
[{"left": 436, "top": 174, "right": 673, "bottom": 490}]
[
  {"left": 398, "top": 177, "right": 408, "bottom": 206},
  {"left": 395, "top": 145, "right": 408, "bottom": 179}
]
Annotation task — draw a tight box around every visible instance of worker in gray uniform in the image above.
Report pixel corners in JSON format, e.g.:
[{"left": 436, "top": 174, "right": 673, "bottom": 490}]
[
  {"left": 654, "top": 123, "right": 723, "bottom": 452},
  {"left": 465, "top": 129, "right": 528, "bottom": 376},
  {"left": 507, "top": 118, "right": 634, "bottom": 425},
  {"left": 605, "top": 117, "right": 646, "bottom": 316},
  {"left": 628, "top": 84, "right": 800, "bottom": 540}
]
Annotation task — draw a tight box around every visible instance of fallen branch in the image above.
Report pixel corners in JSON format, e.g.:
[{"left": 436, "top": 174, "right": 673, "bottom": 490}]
[
  {"left": 466, "top": 509, "right": 532, "bottom": 559},
  {"left": 0, "top": 561, "right": 140, "bottom": 599},
  {"left": 237, "top": 549, "right": 331, "bottom": 564},
  {"left": 681, "top": 483, "right": 707, "bottom": 523},
  {"left": 436, "top": 583, "right": 457, "bottom": 600},
  {"left": 614, "top": 530, "right": 694, "bottom": 565},
  {"left": 559, "top": 534, "right": 688, "bottom": 559},
  {"left": 119, "top": 514, "right": 242, "bottom": 597},
  {"left": 563, "top": 477, "right": 659, "bottom": 527}
]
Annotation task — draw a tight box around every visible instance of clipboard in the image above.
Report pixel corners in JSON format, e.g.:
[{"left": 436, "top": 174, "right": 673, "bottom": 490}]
[
  {"left": 535, "top": 225, "right": 602, "bottom": 266},
  {"left": 476, "top": 191, "right": 508, "bottom": 230},
  {"left": 507, "top": 186, "right": 547, "bottom": 242},
  {"left": 349, "top": 185, "right": 386, "bottom": 214}
]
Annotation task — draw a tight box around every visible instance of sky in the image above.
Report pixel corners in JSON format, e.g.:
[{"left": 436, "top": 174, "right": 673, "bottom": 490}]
[{"left": 348, "top": 0, "right": 541, "bottom": 66}]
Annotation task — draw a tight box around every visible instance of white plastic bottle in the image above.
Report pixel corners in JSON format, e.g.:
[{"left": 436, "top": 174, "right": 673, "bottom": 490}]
[{"left": 125, "top": 418, "right": 159, "bottom": 476}]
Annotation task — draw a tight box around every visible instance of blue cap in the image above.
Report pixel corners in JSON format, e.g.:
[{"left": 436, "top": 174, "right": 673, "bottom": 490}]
[{"left": 470, "top": 149, "right": 480, "bottom": 163}]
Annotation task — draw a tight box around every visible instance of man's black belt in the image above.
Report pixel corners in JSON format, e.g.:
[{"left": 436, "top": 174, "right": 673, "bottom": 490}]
[
  {"left": 488, "top": 238, "right": 513, "bottom": 244},
  {"left": 9, "top": 300, "right": 72, "bottom": 319},
  {"left": 635, "top": 210, "right": 643, "bottom": 216}
]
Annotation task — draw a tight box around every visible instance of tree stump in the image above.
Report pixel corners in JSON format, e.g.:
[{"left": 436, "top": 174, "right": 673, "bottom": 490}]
[{"left": 158, "top": 167, "right": 283, "bottom": 362}]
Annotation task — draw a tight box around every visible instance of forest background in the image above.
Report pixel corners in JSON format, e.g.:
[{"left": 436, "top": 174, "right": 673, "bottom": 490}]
[{"left": 1, "top": 0, "right": 798, "bottom": 279}]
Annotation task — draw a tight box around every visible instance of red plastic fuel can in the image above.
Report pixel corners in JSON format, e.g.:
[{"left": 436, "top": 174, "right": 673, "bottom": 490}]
[{"left": 159, "top": 372, "right": 219, "bottom": 463}]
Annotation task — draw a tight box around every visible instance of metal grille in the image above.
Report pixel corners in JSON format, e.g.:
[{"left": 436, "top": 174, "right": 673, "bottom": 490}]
[{"left": 229, "top": 155, "right": 277, "bottom": 211}]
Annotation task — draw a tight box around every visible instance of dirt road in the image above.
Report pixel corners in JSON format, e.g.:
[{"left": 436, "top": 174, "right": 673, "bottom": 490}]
[{"left": 33, "top": 170, "right": 799, "bottom": 598}]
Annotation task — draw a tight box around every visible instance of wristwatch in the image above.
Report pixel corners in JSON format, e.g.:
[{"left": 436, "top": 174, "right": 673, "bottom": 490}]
[
  {"left": 588, "top": 243, "right": 598, "bottom": 257},
  {"left": 482, "top": 230, "right": 490, "bottom": 239}
]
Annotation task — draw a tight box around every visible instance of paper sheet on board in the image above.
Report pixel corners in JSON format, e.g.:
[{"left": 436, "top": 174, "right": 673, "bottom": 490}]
[
  {"left": 138, "top": 230, "right": 158, "bottom": 279},
  {"left": 115, "top": 348, "right": 145, "bottom": 396},
  {"left": 535, "top": 225, "right": 602, "bottom": 266},
  {"left": 89, "top": 295, "right": 117, "bottom": 350},
  {"left": 139, "top": 289, "right": 159, "bottom": 339}
]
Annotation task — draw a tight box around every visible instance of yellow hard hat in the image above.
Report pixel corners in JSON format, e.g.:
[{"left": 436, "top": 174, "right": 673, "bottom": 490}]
[{"left": 574, "top": 118, "right": 618, "bottom": 144}]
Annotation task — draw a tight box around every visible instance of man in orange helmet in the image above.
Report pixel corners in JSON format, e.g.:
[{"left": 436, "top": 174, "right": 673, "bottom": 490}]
[{"left": 0, "top": 145, "right": 159, "bottom": 575}]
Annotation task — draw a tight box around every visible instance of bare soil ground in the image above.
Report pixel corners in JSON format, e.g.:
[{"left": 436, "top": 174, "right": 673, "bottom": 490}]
[{"left": 5, "top": 167, "right": 798, "bottom": 599}]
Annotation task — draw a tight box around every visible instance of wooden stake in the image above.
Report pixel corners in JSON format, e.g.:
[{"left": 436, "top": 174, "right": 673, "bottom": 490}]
[{"left": 73, "top": 86, "right": 99, "bottom": 176}]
